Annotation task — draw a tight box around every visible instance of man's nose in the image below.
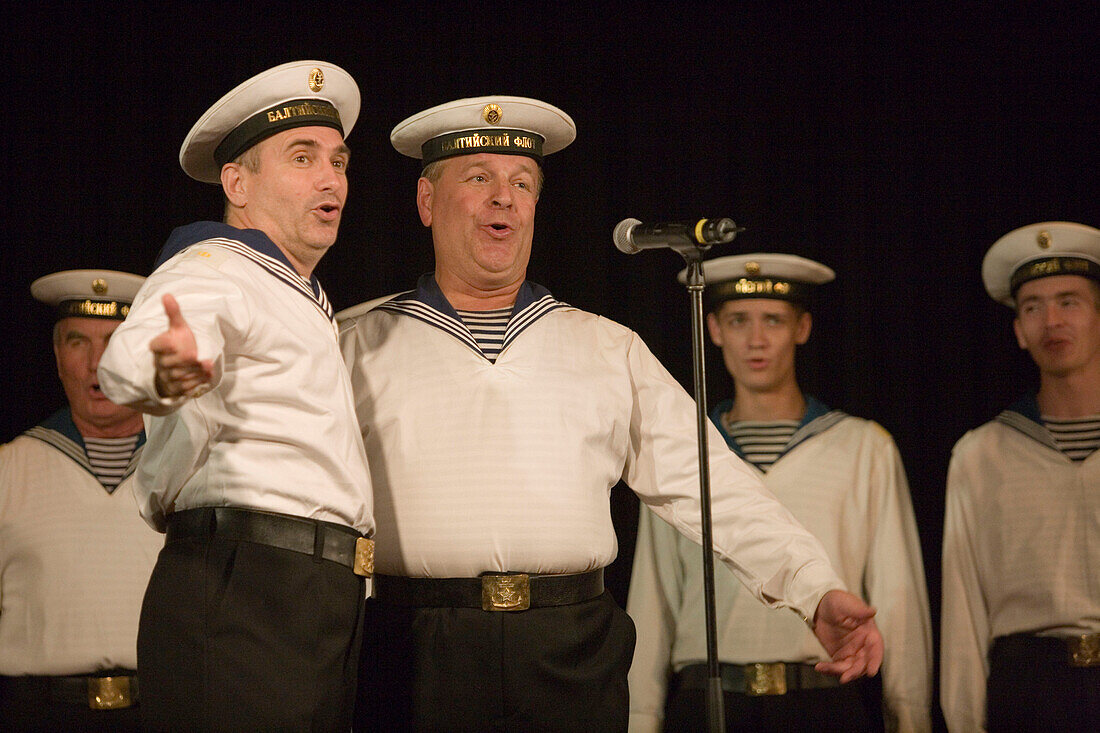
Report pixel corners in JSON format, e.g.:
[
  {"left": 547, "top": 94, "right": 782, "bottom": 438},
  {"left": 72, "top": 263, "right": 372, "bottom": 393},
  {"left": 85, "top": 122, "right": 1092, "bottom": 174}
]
[
  {"left": 489, "top": 179, "right": 513, "bottom": 207},
  {"left": 90, "top": 341, "right": 107, "bottom": 372}
]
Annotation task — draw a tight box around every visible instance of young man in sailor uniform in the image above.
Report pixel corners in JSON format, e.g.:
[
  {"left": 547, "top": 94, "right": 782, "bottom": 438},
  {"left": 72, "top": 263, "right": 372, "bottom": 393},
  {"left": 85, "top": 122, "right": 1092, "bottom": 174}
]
[
  {"left": 97, "top": 61, "right": 374, "bottom": 731},
  {"left": 940, "top": 221, "right": 1100, "bottom": 732},
  {"left": 339, "top": 96, "right": 883, "bottom": 731},
  {"left": 626, "top": 254, "right": 932, "bottom": 732},
  {"left": 0, "top": 269, "right": 160, "bottom": 732}
]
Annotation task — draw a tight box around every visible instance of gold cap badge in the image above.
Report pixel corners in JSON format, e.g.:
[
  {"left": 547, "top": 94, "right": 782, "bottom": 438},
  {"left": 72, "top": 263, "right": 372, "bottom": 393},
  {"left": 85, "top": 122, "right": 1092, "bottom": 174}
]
[
  {"left": 744, "top": 261, "right": 761, "bottom": 275},
  {"left": 1037, "top": 230, "right": 1052, "bottom": 249},
  {"left": 482, "top": 103, "right": 503, "bottom": 125},
  {"left": 91, "top": 278, "right": 108, "bottom": 295},
  {"left": 308, "top": 68, "right": 325, "bottom": 93}
]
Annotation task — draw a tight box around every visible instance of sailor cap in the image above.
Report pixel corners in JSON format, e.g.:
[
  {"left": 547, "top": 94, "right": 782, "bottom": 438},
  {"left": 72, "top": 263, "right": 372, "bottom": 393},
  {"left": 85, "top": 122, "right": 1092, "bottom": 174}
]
[
  {"left": 31, "top": 269, "right": 145, "bottom": 321},
  {"left": 180, "top": 60, "right": 360, "bottom": 183},
  {"left": 681, "top": 253, "right": 835, "bottom": 312},
  {"left": 390, "top": 95, "right": 575, "bottom": 165},
  {"left": 982, "top": 221, "right": 1100, "bottom": 306}
]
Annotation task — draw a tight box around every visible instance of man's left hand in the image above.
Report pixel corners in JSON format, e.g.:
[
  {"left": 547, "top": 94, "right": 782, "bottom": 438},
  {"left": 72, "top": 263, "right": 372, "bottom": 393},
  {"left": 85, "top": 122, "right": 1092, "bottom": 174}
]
[{"left": 811, "top": 589, "right": 883, "bottom": 682}]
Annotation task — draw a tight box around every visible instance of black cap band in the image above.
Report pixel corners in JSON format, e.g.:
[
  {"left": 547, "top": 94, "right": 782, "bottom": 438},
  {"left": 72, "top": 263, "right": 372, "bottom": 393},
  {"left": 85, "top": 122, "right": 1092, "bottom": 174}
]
[
  {"left": 214, "top": 98, "right": 343, "bottom": 166},
  {"left": 705, "top": 278, "right": 814, "bottom": 312},
  {"left": 1009, "top": 256, "right": 1100, "bottom": 296},
  {"left": 421, "top": 128, "right": 544, "bottom": 165},
  {"left": 58, "top": 299, "right": 131, "bottom": 321}
]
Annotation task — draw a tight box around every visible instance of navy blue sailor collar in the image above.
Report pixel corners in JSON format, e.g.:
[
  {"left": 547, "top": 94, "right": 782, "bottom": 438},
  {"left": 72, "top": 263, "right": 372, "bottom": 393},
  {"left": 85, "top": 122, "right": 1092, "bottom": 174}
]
[
  {"left": 155, "top": 221, "right": 334, "bottom": 322},
  {"left": 710, "top": 395, "right": 847, "bottom": 465},
  {"left": 377, "top": 273, "right": 566, "bottom": 360},
  {"left": 24, "top": 407, "right": 146, "bottom": 491},
  {"left": 995, "top": 393, "right": 1062, "bottom": 453}
]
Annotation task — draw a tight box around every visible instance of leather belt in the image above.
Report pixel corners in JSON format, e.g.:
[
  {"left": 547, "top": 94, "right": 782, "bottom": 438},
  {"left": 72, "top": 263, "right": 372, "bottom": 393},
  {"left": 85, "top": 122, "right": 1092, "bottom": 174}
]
[
  {"left": 0, "top": 673, "right": 138, "bottom": 709},
  {"left": 994, "top": 631, "right": 1100, "bottom": 668},
  {"left": 373, "top": 569, "right": 604, "bottom": 611},
  {"left": 674, "top": 662, "right": 841, "bottom": 696},
  {"left": 166, "top": 507, "right": 373, "bottom": 577}
]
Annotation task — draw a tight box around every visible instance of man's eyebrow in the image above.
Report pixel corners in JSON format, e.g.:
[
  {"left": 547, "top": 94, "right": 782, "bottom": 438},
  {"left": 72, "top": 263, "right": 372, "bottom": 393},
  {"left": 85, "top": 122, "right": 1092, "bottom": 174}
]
[{"left": 282, "top": 139, "right": 351, "bottom": 157}]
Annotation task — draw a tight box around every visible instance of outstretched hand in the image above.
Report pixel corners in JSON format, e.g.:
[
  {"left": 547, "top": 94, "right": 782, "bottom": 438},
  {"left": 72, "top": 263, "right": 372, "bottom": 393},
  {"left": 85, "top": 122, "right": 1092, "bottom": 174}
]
[
  {"left": 811, "top": 589, "right": 884, "bottom": 683},
  {"left": 149, "top": 294, "right": 214, "bottom": 398}
]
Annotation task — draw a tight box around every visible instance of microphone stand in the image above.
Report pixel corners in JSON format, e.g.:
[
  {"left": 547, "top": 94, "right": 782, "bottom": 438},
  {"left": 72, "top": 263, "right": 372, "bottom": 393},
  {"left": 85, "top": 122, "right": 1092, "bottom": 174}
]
[{"left": 679, "top": 248, "right": 725, "bottom": 733}]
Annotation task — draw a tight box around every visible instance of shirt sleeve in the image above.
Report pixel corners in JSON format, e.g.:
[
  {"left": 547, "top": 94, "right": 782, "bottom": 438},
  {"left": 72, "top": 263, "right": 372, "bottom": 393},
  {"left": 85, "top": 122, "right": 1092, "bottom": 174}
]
[
  {"left": 863, "top": 428, "right": 933, "bottom": 733},
  {"left": 620, "top": 331, "right": 844, "bottom": 623},
  {"left": 99, "top": 246, "right": 249, "bottom": 416},
  {"left": 940, "top": 433, "right": 990, "bottom": 733},
  {"left": 625, "top": 506, "right": 684, "bottom": 733}
]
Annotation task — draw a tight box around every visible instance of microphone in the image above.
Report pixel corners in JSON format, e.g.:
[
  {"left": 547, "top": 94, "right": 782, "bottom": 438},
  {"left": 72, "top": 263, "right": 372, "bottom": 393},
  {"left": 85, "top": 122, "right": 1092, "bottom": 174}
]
[{"left": 613, "top": 218, "right": 742, "bottom": 254}]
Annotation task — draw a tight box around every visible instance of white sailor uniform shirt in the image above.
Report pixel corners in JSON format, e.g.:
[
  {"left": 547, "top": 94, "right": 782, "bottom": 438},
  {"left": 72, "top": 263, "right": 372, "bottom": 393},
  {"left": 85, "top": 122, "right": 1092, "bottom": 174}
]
[
  {"left": 0, "top": 409, "right": 161, "bottom": 674},
  {"left": 627, "top": 398, "right": 933, "bottom": 733},
  {"left": 941, "top": 395, "right": 1100, "bottom": 732},
  {"left": 339, "top": 275, "right": 844, "bottom": 620},
  {"left": 98, "top": 222, "right": 373, "bottom": 534}
]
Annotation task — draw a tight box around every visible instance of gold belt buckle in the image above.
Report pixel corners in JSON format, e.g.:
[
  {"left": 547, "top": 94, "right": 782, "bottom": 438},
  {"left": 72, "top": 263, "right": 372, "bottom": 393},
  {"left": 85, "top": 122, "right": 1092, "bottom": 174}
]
[
  {"left": 481, "top": 574, "right": 530, "bottom": 611},
  {"left": 1067, "top": 633, "right": 1100, "bottom": 667},
  {"left": 354, "top": 537, "right": 374, "bottom": 577},
  {"left": 746, "top": 662, "right": 787, "bottom": 696},
  {"left": 86, "top": 676, "right": 132, "bottom": 710}
]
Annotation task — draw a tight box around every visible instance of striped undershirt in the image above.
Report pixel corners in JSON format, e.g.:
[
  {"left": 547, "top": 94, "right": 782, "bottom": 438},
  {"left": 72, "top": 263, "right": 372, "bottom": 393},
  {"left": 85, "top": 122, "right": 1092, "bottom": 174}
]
[
  {"left": 455, "top": 307, "right": 512, "bottom": 363},
  {"left": 727, "top": 419, "right": 799, "bottom": 471},
  {"left": 83, "top": 435, "right": 139, "bottom": 491},
  {"left": 1042, "top": 414, "right": 1100, "bottom": 462}
]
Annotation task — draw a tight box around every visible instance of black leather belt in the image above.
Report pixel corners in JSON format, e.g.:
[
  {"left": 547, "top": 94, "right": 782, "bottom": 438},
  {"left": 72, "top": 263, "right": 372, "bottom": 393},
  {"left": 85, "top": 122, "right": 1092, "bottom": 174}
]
[
  {"left": 166, "top": 507, "right": 373, "bottom": 576},
  {"left": 674, "top": 662, "right": 841, "bottom": 696},
  {"left": 373, "top": 569, "right": 604, "bottom": 611},
  {"left": 0, "top": 673, "right": 138, "bottom": 709},
  {"left": 993, "top": 632, "right": 1100, "bottom": 668}
]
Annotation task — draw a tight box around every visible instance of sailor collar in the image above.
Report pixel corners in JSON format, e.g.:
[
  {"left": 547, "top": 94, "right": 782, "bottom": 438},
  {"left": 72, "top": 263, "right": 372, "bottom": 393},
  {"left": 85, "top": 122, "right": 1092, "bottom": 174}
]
[
  {"left": 712, "top": 395, "right": 847, "bottom": 468},
  {"left": 995, "top": 393, "right": 1069, "bottom": 456},
  {"left": 23, "top": 407, "right": 146, "bottom": 492},
  {"left": 377, "top": 273, "right": 567, "bottom": 361},
  {"left": 156, "top": 221, "right": 335, "bottom": 324}
]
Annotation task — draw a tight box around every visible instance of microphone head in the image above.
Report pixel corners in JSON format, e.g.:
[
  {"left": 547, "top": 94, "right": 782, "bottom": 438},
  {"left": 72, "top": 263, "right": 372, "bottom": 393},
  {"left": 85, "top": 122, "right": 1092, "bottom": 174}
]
[{"left": 613, "top": 218, "right": 642, "bottom": 254}]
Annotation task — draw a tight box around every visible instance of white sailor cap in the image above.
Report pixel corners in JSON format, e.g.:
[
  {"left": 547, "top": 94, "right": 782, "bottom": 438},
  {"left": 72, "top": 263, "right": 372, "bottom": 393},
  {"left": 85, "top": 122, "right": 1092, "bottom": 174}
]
[
  {"left": 680, "top": 253, "right": 835, "bottom": 312},
  {"left": 180, "top": 60, "right": 361, "bottom": 184},
  {"left": 31, "top": 269, "right": 145, "bottom": 321},
  {"left": 982, "top": 221, "right": 1100, "bottom": 306},
  {"left": 390, "top": 95, "right": 576, "bottom": 165}
]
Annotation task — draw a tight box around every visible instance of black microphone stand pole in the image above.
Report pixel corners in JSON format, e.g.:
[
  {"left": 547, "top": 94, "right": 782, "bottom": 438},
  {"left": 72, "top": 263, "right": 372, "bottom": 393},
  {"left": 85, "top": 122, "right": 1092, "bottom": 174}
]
[{"left": 679, "top": 250, "right": 725, "bottom": 733}]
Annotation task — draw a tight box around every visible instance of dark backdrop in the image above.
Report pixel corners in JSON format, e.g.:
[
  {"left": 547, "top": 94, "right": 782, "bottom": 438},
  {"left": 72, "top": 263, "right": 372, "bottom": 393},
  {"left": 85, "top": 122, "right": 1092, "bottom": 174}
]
[{"left": 3, "top": 4, "right": 1098, "bottom": 727}]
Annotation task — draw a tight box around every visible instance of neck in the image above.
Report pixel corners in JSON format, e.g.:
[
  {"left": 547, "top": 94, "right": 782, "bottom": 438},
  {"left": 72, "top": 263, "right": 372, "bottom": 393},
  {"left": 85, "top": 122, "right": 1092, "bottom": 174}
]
[
  {"left": 225, "top": 211, "right": 318, "bottom": 279},
  {"left": 436, "top": 270, "right": 522, "bottom": 311},
  {"left": 1036, "top": 370, "right": 1100, "bottom": 418},
  {"left": 73, "top": 413, "right": 144, "bottom": 440},
  {"left": 728, "top": 381, "right": 805, "bottom": 422}
]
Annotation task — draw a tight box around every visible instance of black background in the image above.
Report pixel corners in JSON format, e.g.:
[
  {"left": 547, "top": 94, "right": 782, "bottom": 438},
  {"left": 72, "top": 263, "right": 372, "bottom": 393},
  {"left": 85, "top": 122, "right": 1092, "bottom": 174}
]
[{"left": 4, "top": 4, "right": 1098, "bottom": 726}]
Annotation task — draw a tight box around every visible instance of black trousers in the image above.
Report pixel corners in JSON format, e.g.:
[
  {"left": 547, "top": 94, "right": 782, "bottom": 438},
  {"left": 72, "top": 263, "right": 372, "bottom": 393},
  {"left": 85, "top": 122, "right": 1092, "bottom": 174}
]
[
  {"left": 137, "top": 530, "right": 366, "bottom": 732},
  {"left": 354, "top": 590, "right": 636, "bottom": 732},
  {"left": 987, "top": 634, "right": 1100, "bottom": 732},
  {"left": 664, "top": 672, "right": 884, "bottom": 733},
  {"left": 0, "top": 675, "right": 142, "bottom": 732}
]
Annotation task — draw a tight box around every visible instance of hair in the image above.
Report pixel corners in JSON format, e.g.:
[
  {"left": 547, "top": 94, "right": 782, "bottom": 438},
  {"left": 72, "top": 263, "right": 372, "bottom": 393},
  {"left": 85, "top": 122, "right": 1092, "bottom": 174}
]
[{"left": 420, "top": 157, "right": 545, "bottom": 195}]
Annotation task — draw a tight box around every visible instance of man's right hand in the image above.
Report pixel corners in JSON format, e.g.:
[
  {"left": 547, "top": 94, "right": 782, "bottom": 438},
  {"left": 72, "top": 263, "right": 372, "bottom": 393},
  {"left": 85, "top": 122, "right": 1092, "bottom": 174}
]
[{"left": 149, "top": 293, "right": 214, "bottom": 398}]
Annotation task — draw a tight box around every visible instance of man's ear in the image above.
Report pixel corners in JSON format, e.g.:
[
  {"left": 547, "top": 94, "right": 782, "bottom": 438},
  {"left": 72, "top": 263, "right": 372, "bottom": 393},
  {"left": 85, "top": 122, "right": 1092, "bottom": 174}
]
[
  {"left": 795, "top": 310, "right": 812, "bottom": 345},
  {"left": 706, "top": 311, "right": 724, "bottom": 347},
  {"left": 1013, "top": 317, "right": 1028, "bottom": 350},
  {"left": 416, "top": 177, "right": 433, "bottom": 227},
  {"left": 221, "top": 163, "right": 248, "bottom": 208}
]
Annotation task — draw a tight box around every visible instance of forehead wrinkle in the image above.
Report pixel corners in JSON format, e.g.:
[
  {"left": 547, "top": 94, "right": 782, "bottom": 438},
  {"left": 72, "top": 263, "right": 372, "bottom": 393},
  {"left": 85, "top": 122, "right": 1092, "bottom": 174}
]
[{"left": 277, "top": 135, "right": 350, "bottom": 157}]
